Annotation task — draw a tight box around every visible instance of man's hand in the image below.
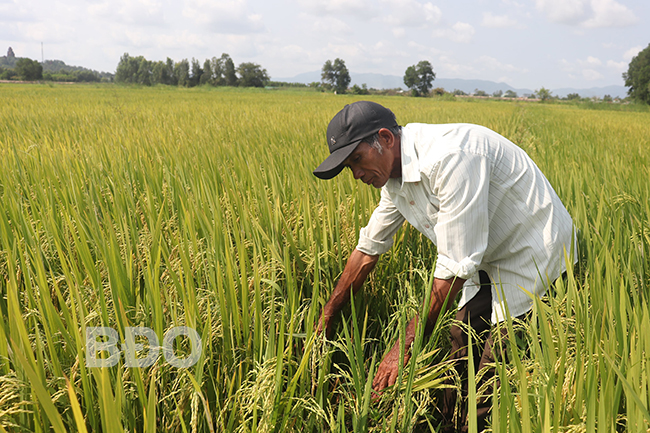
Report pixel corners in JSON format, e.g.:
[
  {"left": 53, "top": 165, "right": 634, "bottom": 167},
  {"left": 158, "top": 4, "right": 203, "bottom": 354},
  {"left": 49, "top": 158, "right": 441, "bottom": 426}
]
[
  {"left": 371, "top": 276, "right": 466, "bottom": 394},
  {"left": 372, "top": 343, "right": 411, "bottom": 392},
  {"left": 316, "top": 313, "right": 334, "bottom": 340},
  {"left": 316, "top": 250, "right": 379, "bottom": 340}
]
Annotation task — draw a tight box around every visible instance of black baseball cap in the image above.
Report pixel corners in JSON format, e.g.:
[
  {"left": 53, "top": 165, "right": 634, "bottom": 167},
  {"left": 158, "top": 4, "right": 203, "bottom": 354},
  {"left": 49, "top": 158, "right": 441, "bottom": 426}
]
[{"left": 313, "top": 101, "right": 398, "bottom": 180}]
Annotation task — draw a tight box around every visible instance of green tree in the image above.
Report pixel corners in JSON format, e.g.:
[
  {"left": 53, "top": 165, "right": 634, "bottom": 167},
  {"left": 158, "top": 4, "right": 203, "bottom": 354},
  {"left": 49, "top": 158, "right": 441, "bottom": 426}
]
[
  {"left": 152, "top": 61, "right": 168, "bottom": 85},
  {"left": 219, "top": 54, "right": 238, "bottom": 86},
  {"left": 321, "top": 58, "right": 351, "bottom": 94},
  {"left": 166, "top": 58, "right": 177, "bottom": 85},
  {"left": 566, "top": 93, "right": 580, "bottom": 100},
  {"left": 200, "top": 59, "right": 213, "bottom": 85},
  {"left": 493, "top": 90, "right": 503, "bottom": 98},
  {"left": 0, "top": 67, "right": 16, "bottom": 80},
  {"left": 211, "top": 56, "right": 223, "bottom": 85},
  {"left": 535, "top": 87, "right": 552, "bottom": 101},
  {"left": 115, "top": 53, "right": 139, "bottom": 83},
  {"left": 403, "top": 66, "right": 419, "bottom": 96},
  {"left": 403, "top": 60, "right": 435, "bottom": 96},
  {"left": 135, "top": 58, "right": 153, "bottom": 85},
  {"left": 351, "top": 83, "right": 369, "bottom": 95},
  {"left": 174, "top": 59, "right": 190, "bottom": 87},
  {"left": 189, "top": 58, "right": 202, "bottom": 87},
  {"left": 504, "top": 90, "right": 517, "bottom": 98},
  {"left": 237, "top": 62, "right": 269, "bottom": 87},
  {"left": 75, "top": 70, "right": 100, "bottom": 82},
  {"left": 15, "top": 58, "right": 43, "bottom": 80},
  {"left": 623, "top": 43, "right": 650, "bottom": 104},
  {"left": 474, "top": 89, "right": 488, "bottom": 97}
]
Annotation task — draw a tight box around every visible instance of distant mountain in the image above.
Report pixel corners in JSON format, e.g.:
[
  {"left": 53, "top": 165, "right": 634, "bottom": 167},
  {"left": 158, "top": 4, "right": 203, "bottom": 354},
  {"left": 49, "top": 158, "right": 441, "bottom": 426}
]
[
  {"left": 275, "top": 70, "right": 321, "bottom": 85},
  {"left": 275, "top": 70, "right": 404, "bottom": 89},
  {"left": 0, "top": 56, "right": 114, "bottom": 80},
  {"left": 42, "top": 60, "right": 114, "bottom": 80},
  {"left": 552, "top": 85, "right": 628, "bottom": 99},
  {"left": 432, "top": 78, "right": 534, "bottom": 97},
  {"left": 273, "top": 71, "right": 628, "bottom": 99}
]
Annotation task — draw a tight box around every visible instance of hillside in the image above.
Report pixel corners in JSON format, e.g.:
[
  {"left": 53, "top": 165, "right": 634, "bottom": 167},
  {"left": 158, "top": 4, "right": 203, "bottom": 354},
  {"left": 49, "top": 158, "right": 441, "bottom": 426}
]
[{"left": 0, "top": 56, "right": 114, "bottom": 80}]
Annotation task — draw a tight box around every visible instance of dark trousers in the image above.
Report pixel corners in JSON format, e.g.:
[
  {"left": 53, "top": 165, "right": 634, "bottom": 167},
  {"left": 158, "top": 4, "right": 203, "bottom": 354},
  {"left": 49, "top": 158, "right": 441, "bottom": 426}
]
[{"left": 440, "top": 271, "right": 524, "bottom": 433}]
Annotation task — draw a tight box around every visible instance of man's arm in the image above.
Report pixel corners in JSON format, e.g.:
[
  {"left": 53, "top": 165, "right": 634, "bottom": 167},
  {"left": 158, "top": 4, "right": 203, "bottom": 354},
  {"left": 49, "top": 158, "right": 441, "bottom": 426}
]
[
  {"left": 372, "top": 275, "right": 466, "bottom": 392},
  {"left": 317, "top": 249, "right": 379, "bottom": 339}
]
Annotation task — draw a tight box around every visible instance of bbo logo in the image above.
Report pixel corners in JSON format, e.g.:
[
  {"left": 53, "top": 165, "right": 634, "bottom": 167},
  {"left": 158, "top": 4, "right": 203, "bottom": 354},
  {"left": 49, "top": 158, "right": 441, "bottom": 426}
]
[{"left": 85, "top": 327, "right": 202, "bottom": 368}]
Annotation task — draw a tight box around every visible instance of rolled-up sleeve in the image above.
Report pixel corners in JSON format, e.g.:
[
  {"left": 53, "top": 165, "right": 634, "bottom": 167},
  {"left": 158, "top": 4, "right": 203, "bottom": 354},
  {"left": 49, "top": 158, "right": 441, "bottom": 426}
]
[
  {"left": 356, "top": 187, "right": 406, "bottom": 256},
  {"left": 431, "top": 151, "right": 490, "bottom": 280}
]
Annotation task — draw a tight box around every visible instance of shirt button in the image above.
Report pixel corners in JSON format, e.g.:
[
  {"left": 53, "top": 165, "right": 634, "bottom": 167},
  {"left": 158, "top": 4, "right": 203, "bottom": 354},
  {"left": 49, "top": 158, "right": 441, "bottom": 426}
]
[
  {"left": 425, "top": 224, "right": 430, "bottom": 228},
  {"left": 409, "top": 200, "right": 415, "bottom": 205}
]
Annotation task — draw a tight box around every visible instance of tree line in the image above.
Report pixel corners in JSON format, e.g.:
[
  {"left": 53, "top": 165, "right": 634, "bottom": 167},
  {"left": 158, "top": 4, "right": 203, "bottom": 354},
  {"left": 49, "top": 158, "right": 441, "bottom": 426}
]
[
  {"left": 3, "top": 42, "right": 648, "bottom": 104},
  {"left": 115, "top": 53, "right": 269, "bottom": 87},
  {"left": 1, "top": 47, "right": 112, "bottom": 82}
]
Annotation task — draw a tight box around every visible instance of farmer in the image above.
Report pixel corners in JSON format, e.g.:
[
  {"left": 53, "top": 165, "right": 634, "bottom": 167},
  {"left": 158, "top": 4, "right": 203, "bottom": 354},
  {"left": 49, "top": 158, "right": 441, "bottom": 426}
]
[{"left": 313, "top": 101, "right": 576, "bottom": 432}]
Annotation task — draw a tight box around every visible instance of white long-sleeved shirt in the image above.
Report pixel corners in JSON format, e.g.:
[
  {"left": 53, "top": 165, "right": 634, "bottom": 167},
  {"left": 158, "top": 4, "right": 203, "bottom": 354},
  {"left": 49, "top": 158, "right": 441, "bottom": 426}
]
[{"left": 356, "top": 123, "right": 576, "bottom": 322}]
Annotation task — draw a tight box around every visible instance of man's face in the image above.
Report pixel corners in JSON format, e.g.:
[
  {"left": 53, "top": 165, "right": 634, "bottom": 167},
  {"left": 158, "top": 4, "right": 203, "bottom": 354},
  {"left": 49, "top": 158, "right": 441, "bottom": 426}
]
[{"left": 343, "top": 140, "right": 394, "bottom": 188}]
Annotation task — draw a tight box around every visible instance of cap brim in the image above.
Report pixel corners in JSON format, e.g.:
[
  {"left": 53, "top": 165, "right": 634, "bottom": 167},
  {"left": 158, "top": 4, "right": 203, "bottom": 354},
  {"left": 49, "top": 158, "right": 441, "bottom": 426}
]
[{"left": 313, "top": 141, "right": 360, "bottom": 180}]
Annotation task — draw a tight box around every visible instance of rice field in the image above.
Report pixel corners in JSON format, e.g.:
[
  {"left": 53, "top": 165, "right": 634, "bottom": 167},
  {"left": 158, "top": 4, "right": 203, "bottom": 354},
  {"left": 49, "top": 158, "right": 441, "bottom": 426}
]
[{"left": 0, "top": 84, "right": 649, "bottom": 432}]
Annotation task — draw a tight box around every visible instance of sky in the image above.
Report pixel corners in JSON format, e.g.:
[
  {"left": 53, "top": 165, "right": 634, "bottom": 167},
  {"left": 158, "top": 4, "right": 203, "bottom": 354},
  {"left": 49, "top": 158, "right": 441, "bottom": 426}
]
[{"left": 1, "top": 0, "right": 648, "bottom": 90}]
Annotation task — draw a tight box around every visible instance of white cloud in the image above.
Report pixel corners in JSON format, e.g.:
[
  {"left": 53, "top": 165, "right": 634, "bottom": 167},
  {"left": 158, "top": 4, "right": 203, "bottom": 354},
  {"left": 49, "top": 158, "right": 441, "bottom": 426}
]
[
  {"left": 0, "top": 0, "right": 35, "bottom": 22},
  {"left": 623, "top": 46, "right": 643, "bottom": 61},
  {"left": 535, "top": 0, "right": 637, "bottom": 27},
  {"left": 307, "top": 16, "right": 353, "bottom": 36},
  {"left": 582, "top": 0, "right": 638, "bottom": 28},
  {"left": 562, "top": 56, "right": 605, "bottom": 69},
  {"left": 383, "top": 0, "right": 442, "bottom": 27},
  {"left": 535, "top": 0, "right": 588, "bottom": 24},
  {"left": 384, "top": 1, "right": 442, "bottom": 40},
  {"left": 481, "top": 12, "right": 520, "bottom": 28},
  {"left": 121, "top": 28, "right": 156, "bottom": 48},
  {"left": 560, "top": 56, "right": 613, "bottom": 83},
  {"left": 322, "top": 42, "right": 364, "bottom": 61},
  {"left": 436, "top": 54, "right": 479, "bottom": 77},
  {"left": 297, "top": 0, "right": 377, "bottom": 18},
  {"left": 586, "top": 56, "right": 601, "bottom": 66},
  {"left": 406, "top": 40, "right": 442, "bottom": 57},
  {"left": 88, "top": 0, "right": 166, "bottom": 26},
  {"left": 261, "top": 42, "right": 327, "bottom": 76},
  {"left": 500, "top": 0, "right": 524, "bottom": 7},
  {"left": 606, "top": 60, "right": 626, "bottom": 71},
  {"left": 183, "top": 0, "right": 265, "bottom": 34},
  {"left": 582, "top": 68, "right": 603, "bottom": 80},
  {"left": 434, "top": 22, "right": 475, "bottom": 43},
  {"left": 478, "top": 55, "right": 527, "bottom": 73},
  {"left": 156, "top": 31, "right": 207, "bottom": 51}
]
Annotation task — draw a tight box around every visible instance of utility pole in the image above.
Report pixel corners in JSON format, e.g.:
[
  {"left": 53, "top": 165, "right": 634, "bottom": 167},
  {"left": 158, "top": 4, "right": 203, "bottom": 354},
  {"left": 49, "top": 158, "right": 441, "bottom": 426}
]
[{"left": 41, "top": 42, "right": 44, "bottom": 64}]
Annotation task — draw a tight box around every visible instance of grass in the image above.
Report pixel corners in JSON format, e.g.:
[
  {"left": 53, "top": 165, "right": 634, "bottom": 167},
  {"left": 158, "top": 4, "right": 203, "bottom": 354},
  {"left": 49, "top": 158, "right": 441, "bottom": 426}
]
[{"left": 0, "top": 84, "right": 649, "bottom": 432}]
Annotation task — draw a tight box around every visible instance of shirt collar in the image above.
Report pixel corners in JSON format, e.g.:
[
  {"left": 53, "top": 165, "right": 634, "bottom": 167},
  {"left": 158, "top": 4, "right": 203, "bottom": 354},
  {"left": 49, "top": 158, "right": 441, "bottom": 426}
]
[{"left": 386, "top": 125, "right": 421, "bottom": 193}]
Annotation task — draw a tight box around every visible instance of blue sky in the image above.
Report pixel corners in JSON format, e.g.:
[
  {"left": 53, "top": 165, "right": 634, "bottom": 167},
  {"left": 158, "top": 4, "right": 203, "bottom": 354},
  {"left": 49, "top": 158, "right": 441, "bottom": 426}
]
[{"left": 1, "top": 0, "right": 647, "bottom": 89}]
